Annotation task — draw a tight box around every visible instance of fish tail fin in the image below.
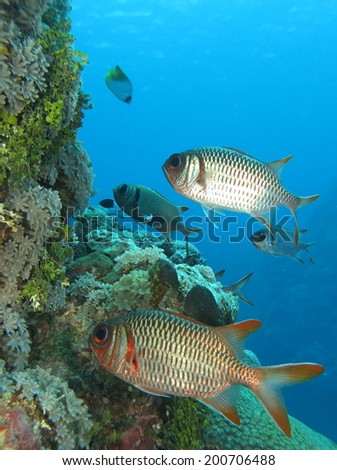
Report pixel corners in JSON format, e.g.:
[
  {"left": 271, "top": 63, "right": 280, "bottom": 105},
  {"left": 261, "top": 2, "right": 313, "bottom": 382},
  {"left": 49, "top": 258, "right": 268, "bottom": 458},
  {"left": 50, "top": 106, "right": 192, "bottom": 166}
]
[
  {"left": 224, "top": 273, "right": 254, "bottom": 306},
  {"left": 253, "top": 363, "right": 324, "bottom": 437},
  {"left": 291, "top": 194, "right": 319, "bottom": 246}
]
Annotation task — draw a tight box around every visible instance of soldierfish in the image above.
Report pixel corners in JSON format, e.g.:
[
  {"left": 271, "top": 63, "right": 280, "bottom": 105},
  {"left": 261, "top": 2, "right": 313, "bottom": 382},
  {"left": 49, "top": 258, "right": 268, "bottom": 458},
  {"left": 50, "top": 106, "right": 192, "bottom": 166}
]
[
  {"left": 250, "top": 226, "right": 314, "bottom": 264},
  {"left": 90, "top": 309, "right": 324, "bottom": 437},
  {"left": 162, "top": 147, "right": 319, "bottom": 245},
  {"left": 105, "top": 65, "right": 133, "bottom": 104},
  {"left": 111, "top": 183, "right": 201, "bottom": 237}
]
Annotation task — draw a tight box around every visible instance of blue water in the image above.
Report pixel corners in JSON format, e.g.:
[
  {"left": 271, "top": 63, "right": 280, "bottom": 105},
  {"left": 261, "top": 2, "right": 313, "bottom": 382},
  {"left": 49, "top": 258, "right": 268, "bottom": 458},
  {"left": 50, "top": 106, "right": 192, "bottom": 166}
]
[{"left": 71, "top": 0, "right": 337, "bottom": 443}]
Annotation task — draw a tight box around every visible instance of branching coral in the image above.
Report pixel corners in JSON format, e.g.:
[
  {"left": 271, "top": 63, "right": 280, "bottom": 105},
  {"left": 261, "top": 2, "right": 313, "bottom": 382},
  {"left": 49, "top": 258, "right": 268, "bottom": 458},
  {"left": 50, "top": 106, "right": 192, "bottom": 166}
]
[
  {"left": 1, "top": 363, "right": 92, "bottom": 449},
  {"left": 0, "top": 5, "right": 49, "bottom": 116},
  {"left": 0, "top": 184, "right": 64, "bottom": 368}
]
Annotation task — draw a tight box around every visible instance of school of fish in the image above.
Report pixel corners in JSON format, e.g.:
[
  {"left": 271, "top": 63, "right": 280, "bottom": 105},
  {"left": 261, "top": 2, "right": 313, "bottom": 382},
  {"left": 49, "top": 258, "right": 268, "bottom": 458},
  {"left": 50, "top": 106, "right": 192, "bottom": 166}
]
[{"left": 96, "top": 80, "right": 323, "bottom": 438}]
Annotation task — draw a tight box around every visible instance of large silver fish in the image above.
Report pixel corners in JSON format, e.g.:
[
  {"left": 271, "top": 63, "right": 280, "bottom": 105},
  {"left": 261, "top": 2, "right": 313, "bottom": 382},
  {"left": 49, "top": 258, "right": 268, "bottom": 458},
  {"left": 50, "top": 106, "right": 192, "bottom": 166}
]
[
  {"left": 90, "top": 309, "right": 324, "bottom": 437},
  {"left": 112, "top": 183, "right": 201, "bottom": 237},
  {"left": 162, "top": 147, "right": 319, "bottom": 245}
]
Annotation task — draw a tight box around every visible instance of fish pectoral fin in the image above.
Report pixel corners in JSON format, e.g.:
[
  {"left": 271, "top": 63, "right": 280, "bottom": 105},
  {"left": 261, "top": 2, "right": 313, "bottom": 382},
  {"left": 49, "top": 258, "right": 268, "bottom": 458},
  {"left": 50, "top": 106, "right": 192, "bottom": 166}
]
[
  {"left": 135, "top": 384, "right": 170, "bottom": 398},
  {"left": 202, "top": 205, "right": 221, "bottom": 228},
  {"left": 267, "top": 155, "right": 294, "bottom": 177},
  {"left": 199, "top": 385, "right": 241, "bottom": 425}
]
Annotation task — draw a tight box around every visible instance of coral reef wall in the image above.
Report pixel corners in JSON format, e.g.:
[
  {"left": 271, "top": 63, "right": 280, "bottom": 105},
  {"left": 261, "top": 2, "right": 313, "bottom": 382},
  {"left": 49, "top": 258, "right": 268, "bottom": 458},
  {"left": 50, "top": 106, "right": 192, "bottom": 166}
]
[
  {"left": 0, "top": 0, "right": 93, "bottom": 449},
  {"left": 0, "top": 1, "right": 336, "bottom": 451}
]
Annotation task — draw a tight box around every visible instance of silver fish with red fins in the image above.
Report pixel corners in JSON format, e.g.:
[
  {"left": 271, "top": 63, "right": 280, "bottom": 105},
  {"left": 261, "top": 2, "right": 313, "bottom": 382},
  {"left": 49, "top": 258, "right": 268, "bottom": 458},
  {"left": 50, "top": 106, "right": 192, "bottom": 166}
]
[
  {"left": 162, "top": 147, "right": 319, "bottom": 245},
  {"left": 90, "top": 309, "right": 324, "bottom": 437}
]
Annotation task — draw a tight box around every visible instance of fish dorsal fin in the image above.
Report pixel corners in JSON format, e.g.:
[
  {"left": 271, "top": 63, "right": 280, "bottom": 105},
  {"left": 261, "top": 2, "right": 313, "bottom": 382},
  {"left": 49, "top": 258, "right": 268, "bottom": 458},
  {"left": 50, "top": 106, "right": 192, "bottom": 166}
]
[
  {"left": 267, "top": 155, "right": 294, "bottom": 177},
  {"left": 222, "top": 147, "right": 257, "bottom": 159},
  {"left": 213, "top": 319, "right": 262, "bottom": 359},
  {"left": 160, "top": 308, "right": 207, "bottom": 326},
  {"left": 199, "top": 385, "right": 241, "bottom": 425}
]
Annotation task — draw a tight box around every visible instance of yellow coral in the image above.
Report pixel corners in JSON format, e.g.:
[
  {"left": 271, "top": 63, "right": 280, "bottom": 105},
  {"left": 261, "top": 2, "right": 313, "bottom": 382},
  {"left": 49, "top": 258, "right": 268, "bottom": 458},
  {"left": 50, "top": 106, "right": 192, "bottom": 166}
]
[{"left": 0, "top": 203, "right": 21, "bottom": 232}]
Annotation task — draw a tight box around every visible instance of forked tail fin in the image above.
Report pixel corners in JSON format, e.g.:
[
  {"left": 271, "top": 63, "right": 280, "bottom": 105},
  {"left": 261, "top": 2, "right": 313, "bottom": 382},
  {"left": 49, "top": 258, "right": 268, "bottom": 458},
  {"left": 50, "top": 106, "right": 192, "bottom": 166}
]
[{"left": 252, "top": 363, "right": 324, "bottom": 437}]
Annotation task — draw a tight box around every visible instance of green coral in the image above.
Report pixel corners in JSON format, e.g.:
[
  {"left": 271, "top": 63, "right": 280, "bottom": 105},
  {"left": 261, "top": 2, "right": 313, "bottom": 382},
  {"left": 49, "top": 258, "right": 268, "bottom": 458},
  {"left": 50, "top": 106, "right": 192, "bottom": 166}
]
[
  {"left": 44, "top": 99, "right": 64, "bottom": 127},
  {"left": 161, "top": 398, "right": 210, "bottom": 450},
  {"left": 18, "top": 242, "right": 69, "bottom": 311},
  {"left": 0, "top": 16, "right": 90, "bottom": 187}
]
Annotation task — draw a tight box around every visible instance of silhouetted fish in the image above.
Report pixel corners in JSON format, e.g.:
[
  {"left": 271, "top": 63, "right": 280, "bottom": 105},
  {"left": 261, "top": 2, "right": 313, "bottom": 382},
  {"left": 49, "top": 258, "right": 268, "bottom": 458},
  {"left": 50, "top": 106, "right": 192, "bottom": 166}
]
[{"left": 90, "top": 309, "right": 324, "bottom": 437}]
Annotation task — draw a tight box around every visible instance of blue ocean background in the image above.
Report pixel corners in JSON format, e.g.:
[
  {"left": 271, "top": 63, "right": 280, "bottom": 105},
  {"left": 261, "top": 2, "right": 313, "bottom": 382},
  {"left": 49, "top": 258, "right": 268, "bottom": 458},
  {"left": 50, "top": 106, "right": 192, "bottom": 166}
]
[{"left": 71, "top": 0, "right": 337, "bottom": 443}]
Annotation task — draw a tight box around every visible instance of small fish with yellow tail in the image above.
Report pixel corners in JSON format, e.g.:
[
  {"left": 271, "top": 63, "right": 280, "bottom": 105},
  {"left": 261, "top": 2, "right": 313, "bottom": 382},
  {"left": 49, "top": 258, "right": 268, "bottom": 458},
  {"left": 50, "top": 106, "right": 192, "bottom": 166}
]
[
  {"left": 105, "top": 65, "right": 133, "bottom": 104},
  {"left": 107, "top": 183, "right": 202, "bottom": 237},
  {"left": 162, "top": 147, "right": 319, "bottom": 245},
  {"left": 90, "top": 309, "right": 324, "bottom": 437}
]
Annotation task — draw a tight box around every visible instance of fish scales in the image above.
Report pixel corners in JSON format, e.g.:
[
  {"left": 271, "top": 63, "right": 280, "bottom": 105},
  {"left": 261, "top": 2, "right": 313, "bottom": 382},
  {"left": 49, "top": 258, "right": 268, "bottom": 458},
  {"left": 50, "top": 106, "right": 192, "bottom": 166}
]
[
  {"left": 186, "top": 148, "right": 296, "bottom": 212},
  {"left": 90, "top": 309, "right": 324, "bottom": 436},
  {"left": 115, "top": 311, "right": 241, "bottom": 397}
]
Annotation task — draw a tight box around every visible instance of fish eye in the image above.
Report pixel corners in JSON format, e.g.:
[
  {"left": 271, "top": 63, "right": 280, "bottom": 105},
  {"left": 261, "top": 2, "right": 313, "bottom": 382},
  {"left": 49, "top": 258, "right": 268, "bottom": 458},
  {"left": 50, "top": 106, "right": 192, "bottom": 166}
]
[
  {"left": 119, "top": 184, "right": 128, "bottom": 194},
  {"left": 168, "top": 153, "right": 182, "bottom": 170},
  {"left": 251, "top": 231, "right": 267, "bottom": 243},
  {"left": 92, "top": 323, "right": 110, "bottom": 347}
]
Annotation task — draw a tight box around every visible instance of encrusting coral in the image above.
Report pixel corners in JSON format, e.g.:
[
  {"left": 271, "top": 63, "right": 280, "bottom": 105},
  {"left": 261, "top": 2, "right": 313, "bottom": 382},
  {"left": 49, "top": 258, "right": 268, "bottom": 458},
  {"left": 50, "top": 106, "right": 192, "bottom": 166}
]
[{"left": 0, "top": 0, "right": 335, "bottom": 452}]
